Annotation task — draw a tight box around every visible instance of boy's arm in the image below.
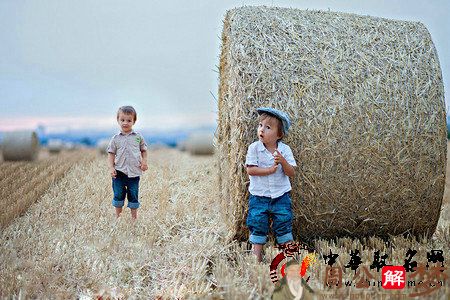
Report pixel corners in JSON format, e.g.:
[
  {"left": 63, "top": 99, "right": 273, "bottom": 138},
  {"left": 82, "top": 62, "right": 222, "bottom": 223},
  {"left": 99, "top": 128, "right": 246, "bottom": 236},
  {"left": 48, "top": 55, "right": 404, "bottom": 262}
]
[
  {"left": 280, "top": 160, "right": 295, "bottom": 177},
  {"left": 246, "top": 165, "right": 277, "bottom": 176},
  {"left": 274, "top": 150, "right": 296, "bottom": 177},
  {"left": 141, "top": 150, "right": 148, "bottom": 171},
  {"left": 108, "top": 153, "right": 117, "bottom": 178},
  {"left": 139, "top": 134, "right": 148, "bottom": 171},
  {"left": 246, "top": 143, "right": 278, "bottom": 176}
]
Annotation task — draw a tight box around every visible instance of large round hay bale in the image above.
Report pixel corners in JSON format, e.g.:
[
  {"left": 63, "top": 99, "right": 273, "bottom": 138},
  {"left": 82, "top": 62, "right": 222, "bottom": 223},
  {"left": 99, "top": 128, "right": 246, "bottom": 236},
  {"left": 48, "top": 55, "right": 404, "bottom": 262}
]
[
  {"left": 2, "top": 130, "right": 40, "bottom": 161},
  {"left": 217, "top": 6, "right": 446, "bottom": 241},
  {"left": 186, "top": 132, "right": 215, "bottom": 155}
]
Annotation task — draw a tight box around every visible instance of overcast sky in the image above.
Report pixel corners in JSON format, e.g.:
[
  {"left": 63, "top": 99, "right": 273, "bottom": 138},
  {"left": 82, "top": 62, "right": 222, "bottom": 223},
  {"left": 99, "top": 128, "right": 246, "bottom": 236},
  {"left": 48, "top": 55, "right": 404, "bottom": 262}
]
[{"left": 0, "top": 0, "right": 448, "bottom": 133}]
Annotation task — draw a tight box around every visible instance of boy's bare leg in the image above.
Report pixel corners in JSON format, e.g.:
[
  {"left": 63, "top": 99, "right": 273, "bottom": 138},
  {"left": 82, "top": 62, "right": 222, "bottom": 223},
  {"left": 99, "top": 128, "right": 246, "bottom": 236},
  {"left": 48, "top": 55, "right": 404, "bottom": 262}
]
[
  {"left": 131, "top": 208, "right": 137, "bottom": 220},
  {"left": 115, "top": 207, "right": 123, "bottom": 218},
  {"left": 252, "top": 244, "right": 263, "bottom": 262}
]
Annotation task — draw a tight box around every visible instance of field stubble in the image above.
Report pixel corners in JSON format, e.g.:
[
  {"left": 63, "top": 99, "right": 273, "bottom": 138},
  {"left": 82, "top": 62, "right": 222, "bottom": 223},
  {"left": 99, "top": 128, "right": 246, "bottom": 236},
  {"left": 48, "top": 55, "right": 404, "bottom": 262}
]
[
  {"left": 0, "top": 146, "right": 449, "bottom": 298},
  {"left": 0, "top": 149, "right": 96, "bottom": 229}
]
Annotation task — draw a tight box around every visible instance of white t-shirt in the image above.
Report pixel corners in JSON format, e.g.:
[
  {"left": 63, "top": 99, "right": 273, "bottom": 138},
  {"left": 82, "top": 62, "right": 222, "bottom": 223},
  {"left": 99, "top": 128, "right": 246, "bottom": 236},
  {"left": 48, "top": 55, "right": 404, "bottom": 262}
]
[{"left": 245, "top": 140, "right": 297, "bottom": 198}]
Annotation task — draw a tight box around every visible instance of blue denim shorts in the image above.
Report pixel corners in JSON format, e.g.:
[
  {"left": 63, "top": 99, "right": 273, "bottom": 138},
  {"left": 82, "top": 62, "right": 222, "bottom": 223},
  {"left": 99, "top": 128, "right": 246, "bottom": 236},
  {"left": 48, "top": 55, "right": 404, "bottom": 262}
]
[
  {"left": 112, "top": 170, "right": 140, "bottom": 209},
  {"left": 246, "top": 191, "right": 293, "bottom": 245}
]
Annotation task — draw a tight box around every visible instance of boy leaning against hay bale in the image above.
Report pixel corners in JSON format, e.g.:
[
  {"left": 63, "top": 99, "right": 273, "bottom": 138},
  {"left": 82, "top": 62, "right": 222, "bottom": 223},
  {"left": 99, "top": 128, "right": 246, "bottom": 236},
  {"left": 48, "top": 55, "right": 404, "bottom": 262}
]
[{"left": 245, "top": 107, "right": 297, "bottom": 262}]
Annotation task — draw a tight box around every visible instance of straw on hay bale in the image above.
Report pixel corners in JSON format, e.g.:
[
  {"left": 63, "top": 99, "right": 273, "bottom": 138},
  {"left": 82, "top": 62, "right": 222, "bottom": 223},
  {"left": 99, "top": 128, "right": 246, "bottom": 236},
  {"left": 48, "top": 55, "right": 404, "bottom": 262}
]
[
  {"left": 2, "top": 130, "right": 40, "bottom": 161},
  {"left": 47, "top": 139, "right": 63, "bottom": 154},
  {"left": 186, "top": 132, "right": 215, "bottom": 155},
  {"left": 217, "top": 6, "right": 446, "bottom": 241}
]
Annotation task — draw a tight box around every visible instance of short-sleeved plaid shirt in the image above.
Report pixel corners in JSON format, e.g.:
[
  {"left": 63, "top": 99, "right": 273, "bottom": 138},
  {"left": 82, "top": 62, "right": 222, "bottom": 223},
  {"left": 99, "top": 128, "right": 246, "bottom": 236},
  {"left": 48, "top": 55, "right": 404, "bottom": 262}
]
[{"left": 107, "top": 131, "right": 148, "bottom": 177}]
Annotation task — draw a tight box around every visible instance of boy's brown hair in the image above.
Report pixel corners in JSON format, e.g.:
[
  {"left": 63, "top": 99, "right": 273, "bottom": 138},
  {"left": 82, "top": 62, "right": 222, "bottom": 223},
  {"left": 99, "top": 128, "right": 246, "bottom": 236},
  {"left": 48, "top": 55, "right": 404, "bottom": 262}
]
[
  {"left": 259, "top": 113, "right": 283, "bottom": 138},
  {"left": 117, "top": 106, "right": 137, "bottom": 122}
]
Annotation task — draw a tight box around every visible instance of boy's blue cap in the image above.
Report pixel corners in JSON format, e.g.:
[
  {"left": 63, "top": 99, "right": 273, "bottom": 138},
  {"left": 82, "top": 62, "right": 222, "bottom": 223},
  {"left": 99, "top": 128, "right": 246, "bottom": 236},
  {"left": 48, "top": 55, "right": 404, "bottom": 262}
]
[{"left": 256, "top": 107, "right": 291, "bottom": 135}]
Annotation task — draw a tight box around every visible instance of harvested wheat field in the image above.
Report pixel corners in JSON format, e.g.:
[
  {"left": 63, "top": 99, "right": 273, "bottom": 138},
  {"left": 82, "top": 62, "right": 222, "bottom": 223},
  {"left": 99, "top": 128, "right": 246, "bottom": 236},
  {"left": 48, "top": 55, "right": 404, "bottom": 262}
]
[
  {"left": 0, "top": 149, "right": 96, "bottom": 229},
  {"left": 0, "top": 145, "right": 449, "bottom": 299}
]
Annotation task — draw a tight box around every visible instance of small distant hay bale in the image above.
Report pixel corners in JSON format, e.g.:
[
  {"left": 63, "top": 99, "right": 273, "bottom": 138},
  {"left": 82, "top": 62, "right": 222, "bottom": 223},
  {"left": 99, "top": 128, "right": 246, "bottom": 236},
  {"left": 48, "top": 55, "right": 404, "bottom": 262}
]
[
  {"left": 2, "top": 130, "right": 40, "bottom": 161},
  {"left": 96, "top": 138, "right": 111, "bottom": 155},
  {"left": 217, "top": 7, "right": 446, "bottom": 241},
  {"left": 47, "top": 139, "right": 63, "bottom": 154},
  {"left": 63, "top": 141, "right": 76, "bottom": 151},
  {"left": 186, "top": 132, "right": 215, "bottom": 155},
  {"left": 176, "top": 140, "right": 187, "bottom": 152},
  {"left": 148, "top": 142, "right": 169, "bottom": 151}
]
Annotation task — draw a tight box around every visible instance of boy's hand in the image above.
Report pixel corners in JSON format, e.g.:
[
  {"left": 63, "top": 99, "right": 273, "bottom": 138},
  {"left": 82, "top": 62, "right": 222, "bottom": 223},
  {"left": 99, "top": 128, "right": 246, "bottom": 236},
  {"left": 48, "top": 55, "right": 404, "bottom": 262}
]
[
  {"left": 273, "top": 150, "right": 287, "bottom": 165},
  {"left": 269, "top": 164, "right": 278, "bottom": 174},
  {"left": 110, "top": 168, "right": 117, "bottom": 178},
  {"left": 140, "top": 161, "right": 148, "bottom": 171}
]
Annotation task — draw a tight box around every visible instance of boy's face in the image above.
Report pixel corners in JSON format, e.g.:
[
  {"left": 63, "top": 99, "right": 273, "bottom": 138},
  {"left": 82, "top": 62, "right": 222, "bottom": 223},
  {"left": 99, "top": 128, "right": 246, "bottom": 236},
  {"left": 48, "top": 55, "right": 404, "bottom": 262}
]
[
  {"left": 117, "top": 112, "right": 135, "bottom": 133},
  {"left": 258, "top": 116, "right": 282, "bottom": 146}
]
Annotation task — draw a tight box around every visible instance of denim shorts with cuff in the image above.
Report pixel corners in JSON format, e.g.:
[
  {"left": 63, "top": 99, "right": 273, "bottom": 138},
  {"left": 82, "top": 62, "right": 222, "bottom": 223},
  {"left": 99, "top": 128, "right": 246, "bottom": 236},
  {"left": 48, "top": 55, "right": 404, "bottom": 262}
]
[
  {"left": 112, "top": 170, "right": 140, "bottom": 209},
  {"left": 246, "top": 191, "right": 293, "bottom": 245}
]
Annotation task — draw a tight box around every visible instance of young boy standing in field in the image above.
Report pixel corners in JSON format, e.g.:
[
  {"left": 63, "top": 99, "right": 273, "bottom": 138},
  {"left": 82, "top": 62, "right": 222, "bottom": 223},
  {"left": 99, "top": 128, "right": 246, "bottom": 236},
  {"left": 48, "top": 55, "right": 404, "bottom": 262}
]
[
  {"left": 245, "top": 107, "right": 297, "bottom": 262},
  {"left": 107, "top": 106, "right": 148, "bottom": 220}
]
